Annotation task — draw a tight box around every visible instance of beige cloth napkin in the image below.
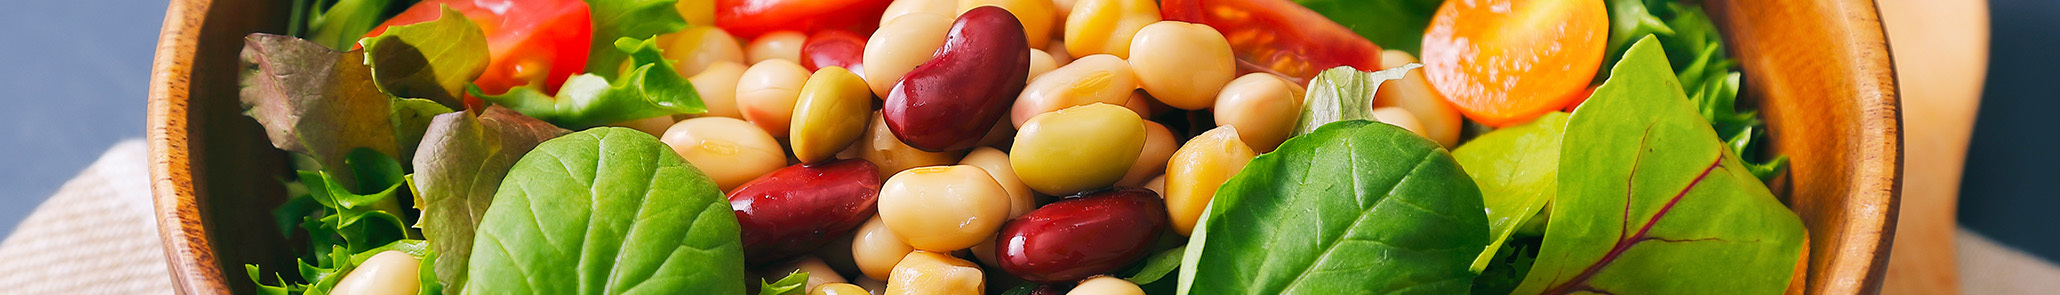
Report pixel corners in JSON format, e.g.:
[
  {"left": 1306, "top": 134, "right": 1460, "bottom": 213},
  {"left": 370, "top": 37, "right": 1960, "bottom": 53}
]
[{"left": 0, "top": 139, "right": 2051, "bottom": 294}]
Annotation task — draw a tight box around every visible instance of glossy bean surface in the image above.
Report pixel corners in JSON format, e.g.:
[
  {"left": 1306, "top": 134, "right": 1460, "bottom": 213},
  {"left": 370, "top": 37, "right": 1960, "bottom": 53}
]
[
  {"left": 1164, "top": 125, "right": 1255, "bottom": 236},
  {"left": 688, "top": 61, "right": 749, "bottom": 119},
  {"left": 884, "top": 6, "right": 1032, "bottom": 152},
  {"left": 1011, "top": 54, "right": 1138, "bottom": 128},
  {"left": 864, "top": 14, "right": 955, "bottom": 97},
  {"left": 1063, "top": 0, "right": 1159, "bottom": 59},
  {"left": 884, "top": 251, "right": 985, "bottom": 295},
  {"left": 737, "top": 59, "right": 813, "bottom": 137},
  {"left": 995, "top": 188, "right": 1168, "bottom": 283},
  {"left": 1374, "top": 50, "right": 1462, "bottom": 147},
  {"left": 661, "top": 117, "right": 788, "bottom": 191},
  {"left": 748, "top": 30, "right": 809, "bottom": 64},
  {"left": 1128, "top": 21, "right": 1235, "bottom": 110},
  {"left": 812, "top": 283, "right": 870, "bottom": 295},
  {"left": 729, "top": 159, "right": 883, "bottom": 265},
  {"left": 1010, "top": 103, "right": 1145, "bottom": 195},
  {"left": 1212, "top": 73, "right": 1304, "bottom": 152},
  {"left": 958, "top": 0, "right": 1058, "bottom": 48},
  {"left": 879, "top": 165, "right": 1013, "bottom": 251},
  {"left": 790, "top": 67, "right": 875, "bottom": 163},
  {"left": 1116, "top": 121, "right": 1175, "bottom": 186},
  {"left": 765, "top": 256, "right": 849, "bottom": 290},
  {"left": 880, "top": 0, "right": 958, "bottom": 26},
  {"left": 1069, "top": 276, "right": 1145, "bottom": 295},
  {"left": 801, "top": 30, "right": 869, "bottom": 74},
  {"left": 329, "top": 251, "right": 420, "bottom": 295},
  {"left": 852, "top": 216, "right": 916, "bottom": 280},
  {"left": 661, "top": 26, "right": 747, "bottom": 77},
  {"left": 859, "top": 112, "right": 966, "bottom": 178}
]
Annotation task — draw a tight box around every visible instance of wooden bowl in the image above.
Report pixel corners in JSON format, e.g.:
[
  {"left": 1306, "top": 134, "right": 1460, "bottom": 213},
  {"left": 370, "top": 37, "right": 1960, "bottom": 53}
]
[{"left": 146, "top": 0, "right": 1903, "bottom": 293}]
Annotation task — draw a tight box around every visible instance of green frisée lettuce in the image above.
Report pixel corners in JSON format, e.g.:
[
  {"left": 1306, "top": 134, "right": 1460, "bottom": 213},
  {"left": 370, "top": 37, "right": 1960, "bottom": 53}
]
[
  {"left": 1178, "top": 120, "right": 1488, "bottom": 295},
  {"left": 474, "top": 38, "right": 707, "bottom": 129},
  {"left": 1510, "top": 36, "right": 1803, "bottom": 294},
  {"left": 757, "top": 271, "right": 809, "bottom": 295},
  {"left": 1451, "top": 112, "right": 1569, "bottom": 272},
  {"left": 463, "top": 128, "right": 744, "bottom": 294},
  {"left": 1597, "top": 0, "right": 1786, "bottom": 181},
  {"left": 361, "top": 6, "right": 490, "bottom": 108},
  {"left": 410, "top": 106, "right": 569, "bottom": 292},
  {"left": 250, "top": 149, "right": 423, "bottom": 295},
  {"left": 583, "top": 0, "right": 689, "bottom": 78}
]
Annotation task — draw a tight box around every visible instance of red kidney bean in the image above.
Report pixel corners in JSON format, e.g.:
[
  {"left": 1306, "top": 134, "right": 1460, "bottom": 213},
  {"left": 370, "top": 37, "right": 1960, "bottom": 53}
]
[
  {"left": 994, "top": 188, "right": 1169, "bottom": 283},
  {"left": 801, "top": 29, "right": 868, "bottom": 75},
  {"left": 729, "top": 159, "right": 884, "bottom": 265},
  {"left": 883, "top": 6, "right": 1031, "bottom": 152}
]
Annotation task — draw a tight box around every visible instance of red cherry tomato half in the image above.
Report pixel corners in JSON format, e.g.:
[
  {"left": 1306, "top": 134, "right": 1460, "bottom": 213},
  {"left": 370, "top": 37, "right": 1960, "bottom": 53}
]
[
  {"left": 716, "top": 0, "right": 896, "bottom": 39},
  {"left": 370, "top": 0, "right": 594, "bottom": 97},
  {"left": 800, "top": 29, "right": 868, "bottom": 75},
  {"left": 1161, "top": 0, "right": 1383, "bottom": 84}
]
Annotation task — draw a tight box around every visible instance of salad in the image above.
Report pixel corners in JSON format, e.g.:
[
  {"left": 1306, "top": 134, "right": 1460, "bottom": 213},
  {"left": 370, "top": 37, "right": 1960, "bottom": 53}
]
[{"left": 239, "top": 0, "right": 1800, "bottom": 294}]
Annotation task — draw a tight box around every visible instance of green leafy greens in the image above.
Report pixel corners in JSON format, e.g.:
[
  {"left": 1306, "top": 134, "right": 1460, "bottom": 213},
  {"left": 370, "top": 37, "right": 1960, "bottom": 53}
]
[
  {"left": 361, "top": 5, "right": 490, "bottom": 108},
  {"left": 757, "top": 271, "right": 809, "bottom": 295},
  {"left": 410, "top": 106, "right": 570, "bottom": 292},
  {"left": 1510, "top": 36, "right": 1804, "bottom": 294},
  {"left": 1293, "top": 0, "right": 1446, "bottom": 55},
  {"left": 463, "top": 127, "right": 745, "bottom": 294},
  {"left": 1597, "top": 0, "right": 1786, "bottom": 181},
  {"left": 582, "top": 0, "right": 689, "bottom": 78},
  {"left": 1178, "top": 120, "right": 1489, "bottom": 295},
  {"left": 298, "top": 0, "right": 402, "bottom": 50},
  {"left": 1451, "top": 112, "right": 1569, "bottom": 272},
  {"left": 1294, "top": 64, "right": 1421, "bottom": 136},
  {"left": 474, "top": 38, "right": 707, "bottom": 129},
  {"left": 249, "top": 149, "right": 424, "bottom": 295}
]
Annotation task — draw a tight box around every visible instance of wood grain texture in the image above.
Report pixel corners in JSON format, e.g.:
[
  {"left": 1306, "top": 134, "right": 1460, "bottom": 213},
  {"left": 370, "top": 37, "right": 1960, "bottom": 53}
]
[
  {"left": 1876, "top": 0, "right": 1988, "bottom": 294},
  {"left": 147, "top": 0, "right": 1905, "bottom": 294}
]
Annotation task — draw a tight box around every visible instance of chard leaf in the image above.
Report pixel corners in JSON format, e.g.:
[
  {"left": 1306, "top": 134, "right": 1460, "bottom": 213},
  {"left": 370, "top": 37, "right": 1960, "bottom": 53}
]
[
  {"left": 465, "top": 128, "right": 744, "bottom": 294},
  {"left": 1293, "top": 64, "right": 1420, "bottom": 136},
  {"left": 412, "top": 106, "right": 570, "bottom": 292},
  {"left": 362, "top": 6, "right": 490, "bottom": 108},
  {"left": 241, "top": 33, "right": 401, "bottom": 188},
  {"left": 1178, "top": 120, "right": 1488, "bottom": 295},
  {"left": 1510, "top": 36, "right": 1803, "bottom": 294},
  {"left": 758, "top": 271, "right": 809, "bottom": 295},
  {"left": 476, "top": 38, "right": 706, "bottom": 129},
  {"left": 1292, "top": 0, "right": 1444, "bottom": 55},
  {"left": 583, "top": 0, "right": 688, "bottom": 78},
  {"left": 1451, "top": 112, "right": 1569, "bottom": 272}
]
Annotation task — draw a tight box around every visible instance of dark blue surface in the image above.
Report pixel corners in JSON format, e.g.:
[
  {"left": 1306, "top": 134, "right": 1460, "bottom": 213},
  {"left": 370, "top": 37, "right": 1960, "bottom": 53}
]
[
  {"left": 1959, "top": 0, "right": 2060, "bottom": 263},
  {"left": 0, "top": 0, "right": 170, "bottom": 236}
]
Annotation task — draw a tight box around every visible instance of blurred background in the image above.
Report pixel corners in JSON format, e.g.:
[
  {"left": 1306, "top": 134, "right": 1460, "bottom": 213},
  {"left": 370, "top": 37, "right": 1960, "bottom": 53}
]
[{"left": 0, "top": 0, "right": 2044, "bottom": 293}]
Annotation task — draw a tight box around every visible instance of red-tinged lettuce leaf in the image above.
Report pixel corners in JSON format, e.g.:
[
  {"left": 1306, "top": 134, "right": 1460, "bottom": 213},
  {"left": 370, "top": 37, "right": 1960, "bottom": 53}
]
[
  {"left": 241, "top": 33, "right": 401, "bottom": 188},
  {"left": 411, "top": 106, "right": 570, "bottom": 291},
  {"left": 1178, "top": 120, "right": 1488, "bottom": 295},
  {"left": 1510, "top": 36, "right": 1803, "bottom": 294},
  {"left": 475, "top": 38, "right": 706, "bottom": 129},
  {"left": 582, "top": 0, "right": 688, "bottom": 78},
  {"left": 362, "top": 5, "right": 490, "bottom": 108}
]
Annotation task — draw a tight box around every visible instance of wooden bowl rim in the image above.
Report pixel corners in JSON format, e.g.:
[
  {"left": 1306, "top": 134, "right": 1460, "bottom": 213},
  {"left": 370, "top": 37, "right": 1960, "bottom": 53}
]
[{"left": 144, "top": 0, "right": 1905, "bottom": 293}]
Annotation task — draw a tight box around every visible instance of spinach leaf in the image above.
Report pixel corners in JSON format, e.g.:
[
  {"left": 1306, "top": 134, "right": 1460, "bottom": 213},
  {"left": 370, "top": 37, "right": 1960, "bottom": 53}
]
[
  {"left": 1451, "top": 112, "right": 1568, "bottom": 271},
  {"left": 1509, "top": 36, "right": 1803, "bottom": 294},
  {"left": 476, "top": 38, "right": 707, "bottom": 129},
  {"left": 1294, "top": 65, "right": 1420, "bottom": 136},
  {"left": 583, "top": 0, "right": 688, "bottom": 78},
  {"left": 411, "top": 106, "right": 569, "bottom": 291},
  {"left": 465, "top": 127, "right": 745, "bottom": 294},
  {"left": 1293, "top": 0, "right": 1445, "bottom": 55},
  {"left": 241, "top": 34, "right": 403, "bottom": 188},
  {"left": 757, "top": 271, "right": 808, "bottom": 295},
  {"left": 1178, "top": 120, "right": 1488, "bottom": 295},
  {"left": 362, "top": 5, "right": 490, "bottom": 108}
]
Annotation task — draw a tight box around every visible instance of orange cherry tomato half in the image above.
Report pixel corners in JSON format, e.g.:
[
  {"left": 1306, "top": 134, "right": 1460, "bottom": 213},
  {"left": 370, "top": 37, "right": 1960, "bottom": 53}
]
[
  {"left": 369, "top": 0, "right": 594, "bottom": 97},
  {"left": 1420, "top": 0, "right": 1608, "bottom": 127},
  {"left": 1161, "top": 0, "right": 1383, "bottom": 85},
  {"left": 716, "top": 0, "right": 896, "bottom": 39}
]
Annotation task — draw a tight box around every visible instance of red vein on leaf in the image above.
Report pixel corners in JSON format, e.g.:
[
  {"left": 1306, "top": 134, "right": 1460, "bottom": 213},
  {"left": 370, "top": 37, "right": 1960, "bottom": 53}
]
[{"left": 1542, "top": 156, "right": 1725, "bottom": 294}]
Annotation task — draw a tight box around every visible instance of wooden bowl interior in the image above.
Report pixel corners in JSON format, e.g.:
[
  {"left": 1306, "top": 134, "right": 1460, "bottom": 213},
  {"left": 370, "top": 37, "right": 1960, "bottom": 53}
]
[{"left": 149, "top": 0, "right": 1901, "bottom": 294}]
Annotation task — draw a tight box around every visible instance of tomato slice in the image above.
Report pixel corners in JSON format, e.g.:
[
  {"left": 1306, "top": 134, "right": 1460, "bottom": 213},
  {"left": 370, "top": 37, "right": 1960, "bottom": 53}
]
[
  {"left": 1161, "top": 0, "right": 1383, "bottom": 85},
  {"left": 1420, "top": 0, "right": 1606, "bottom": 127},
  {"left": 369, "top": 0, "right": 593, "bottom": 97},
  {"left": 715, "top": 0, "right": 896, "bottom": 39}
]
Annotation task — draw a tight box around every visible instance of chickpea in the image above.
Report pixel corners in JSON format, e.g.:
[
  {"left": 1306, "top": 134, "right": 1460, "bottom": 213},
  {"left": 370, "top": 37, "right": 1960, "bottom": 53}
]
[
  {"left": 661, "top": 117, "right": 788, "bottom": 191},
  {"left": 329, "top": 251, "right": 420, "bottom": 295},
  {"left": 853, "top": 276, "right": 889, "bottom": 293},
  {"left": 859, "top": 112, "right": 967, "bottom": 179},
  {"left": 884, "top": 251, "right": 985, "bottom": 295},
  {"left": 660, "top": 26, "right": 745, "bottom": 77},
  {"left": 689, "top": 61, "right": 749, "bottom": 119},
  {"left": 1068, "top": 276, "right": 1145, "bottom": 295},
  {"left": 864, "top": 14, "right": 956, "bottom": 97},
  {"left": 1165, "top": 126, "right": 1256, "bottom": 236},
  {"left": 959, "top": 147, "right": 1036, "bottom": 217},
  {"left": 1027, "top": 49, "right": 1059, "bottom": 82},
  {"left": 1374, "top": 50, "right": 1463, "bottom": 147},
  {"left": 879, "top": 165, "right": 1013, "bottom": 251},
  {"left": 738, "top": 59, "right": 812, "bottom": 137},
  {"left": 959, "top": 0, "right": 1058, "bottom": 48},
  {"left": 1117, "top": 121, "right": 1176, "bottom": 186},
  {"left": 1121, "top": 90, "right": 1154, "bottom": 118},
  {"left": 1046, "top": 40, "right": 1074, "bottom": 66},
  {"left": 1371, "top": 107, "right": 1427, "bottom": 137},
  {"left": 676, "top": 0, "right": 714, "bottom": 25},
  {"left": 812, "top": 283, "right": 871, "bottom": 295},
  {"left": 748, "top": 31, "right": 809, "bottom": 64},
  {"left": 1064, "top": 0, "right": 1159, "bottom": 59},
  {"left": 1011, "top": 103, "right": 1146, "bottom": 195},
  {"left": 1213, "top": 73, "right": 1306, "bottom": 152},
  {"left": 766, "top": 256, "right": 849, "bottom": 290},
  {"left": 790, "top": 67, "right": 876, "bottom": 163},
  {"left": 881, "top": 0, "right": 957, "bottom": 27},
  {"left": 1144, "top": 174, "right": 1167, "bottom": 196},
  {"left": 853, "top": 216, "right": 916, "bottom": 280},
  {"left": 611, "top": 116, "right": 675, "bottom": 137},
  {"left": 1129, "top": 21, "right": 1236, "bottom": 110},
  {"left": 1011, "top": 54, "right": 1139, "bottom": 128}
]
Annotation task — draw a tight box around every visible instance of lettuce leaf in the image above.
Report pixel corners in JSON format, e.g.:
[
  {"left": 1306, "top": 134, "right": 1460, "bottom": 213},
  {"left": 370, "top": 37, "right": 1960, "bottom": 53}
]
[
  {"left": 411, "top": 106, "right": 569, "bottom": 292},
  {"left": 1293, "top": 0, "right": 1445, "bottom": 55},
  {"left": 303, "top": 0, "right": 396, "bottom": 50},
  {"left": 1293, "top": 64, "right": 1420, "bottom": 136},
  {"left": 249, "top": 150, "right": 420, "bottom": 295},
  {"left": 1451, "top": 112, "right": 1569, "bottom": 272},
  {"left": 583, "top": 0, "right": 689, "bottom": 78},
  {"left": 475, "top": 38, "right": 706, "bottom": 129},
  {"left": 361, "top": 5, "right": 490, "bottom": 108}
]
